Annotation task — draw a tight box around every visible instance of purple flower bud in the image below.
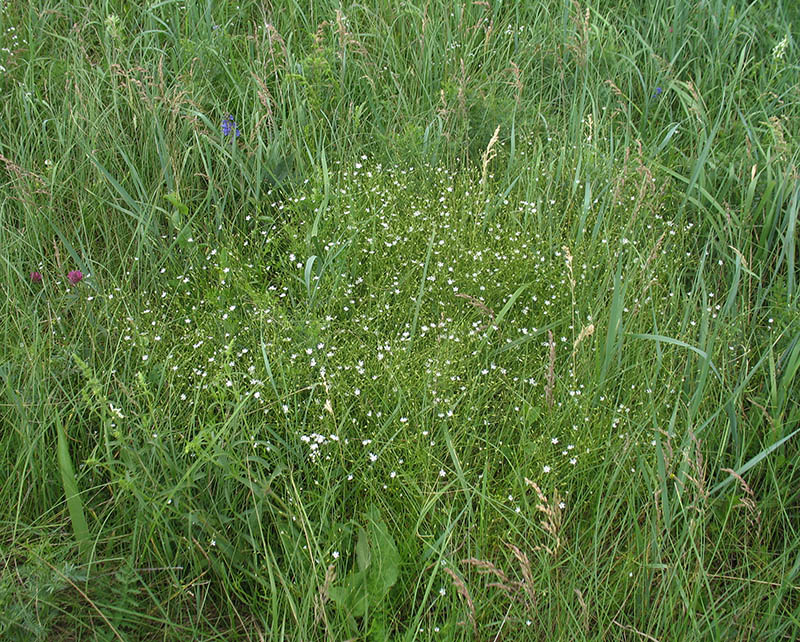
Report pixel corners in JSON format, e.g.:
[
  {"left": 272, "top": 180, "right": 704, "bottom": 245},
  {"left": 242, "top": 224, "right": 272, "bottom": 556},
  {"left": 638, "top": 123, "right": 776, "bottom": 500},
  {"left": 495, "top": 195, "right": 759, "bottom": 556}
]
[
  {"left": 67, "top": 270, "right": 84, "bottom": 285},
  {"left": 30, "top": 271, "right": 43, "bottom": 283}
]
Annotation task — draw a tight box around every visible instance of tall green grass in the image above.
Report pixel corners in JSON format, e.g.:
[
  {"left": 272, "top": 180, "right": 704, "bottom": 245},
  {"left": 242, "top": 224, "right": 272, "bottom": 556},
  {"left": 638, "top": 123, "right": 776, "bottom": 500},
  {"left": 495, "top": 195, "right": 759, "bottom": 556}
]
[{"left": 1, "top": 0, "right": 798, "bottom": 639}]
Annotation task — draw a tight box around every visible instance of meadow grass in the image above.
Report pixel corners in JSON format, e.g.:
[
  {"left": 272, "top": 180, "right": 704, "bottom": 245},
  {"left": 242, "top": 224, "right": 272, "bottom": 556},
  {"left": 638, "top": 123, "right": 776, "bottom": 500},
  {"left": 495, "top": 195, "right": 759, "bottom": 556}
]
[{"left": 1, "top": 0, "right": 799, "bottom": 639}]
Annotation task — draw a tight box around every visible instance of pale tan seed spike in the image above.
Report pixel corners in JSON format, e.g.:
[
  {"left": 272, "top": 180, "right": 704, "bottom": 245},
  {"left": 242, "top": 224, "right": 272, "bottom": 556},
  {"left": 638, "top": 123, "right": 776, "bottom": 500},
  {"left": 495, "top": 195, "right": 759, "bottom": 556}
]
[{"left": 481, "top": 125, "right": 501, "bottom": 188}]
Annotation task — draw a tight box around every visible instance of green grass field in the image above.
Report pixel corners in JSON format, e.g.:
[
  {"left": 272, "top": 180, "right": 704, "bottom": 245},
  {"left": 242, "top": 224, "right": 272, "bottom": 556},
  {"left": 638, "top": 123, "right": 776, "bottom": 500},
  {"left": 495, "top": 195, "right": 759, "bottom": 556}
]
[{"left": 1, "top": 0, "right": 799, "bottom": 639}]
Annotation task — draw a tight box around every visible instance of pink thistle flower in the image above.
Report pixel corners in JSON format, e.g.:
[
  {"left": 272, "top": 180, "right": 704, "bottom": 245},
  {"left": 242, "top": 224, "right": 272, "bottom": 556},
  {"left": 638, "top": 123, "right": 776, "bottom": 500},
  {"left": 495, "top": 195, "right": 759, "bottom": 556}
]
[
  {"left": 67, "top": 270, "right": 84, "bottom": 285},
  {"left": 30, "top": 271, "right": 43, "bottom": 283}
]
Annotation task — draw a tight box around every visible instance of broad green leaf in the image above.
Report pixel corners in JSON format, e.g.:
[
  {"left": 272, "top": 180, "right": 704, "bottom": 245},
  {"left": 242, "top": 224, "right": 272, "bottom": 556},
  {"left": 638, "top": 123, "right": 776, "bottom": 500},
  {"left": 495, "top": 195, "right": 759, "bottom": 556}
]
[
  {"left": 56, "top": 410, "right": 91, "bottom": 558},
  {"left": 365, "top": 505, "right": 400, "bottom": 593},
  {"left": 329, "top": 569, "right": 368, "bottom": 618},
  {"left": 356, "top": 525, "right": 371, "bottom": 573},
  {"left": 164, "top": 192, "right": 189, "bottom": 217},
  {"left": 329, "top": 505, "right": 400, "bottom": 620}
]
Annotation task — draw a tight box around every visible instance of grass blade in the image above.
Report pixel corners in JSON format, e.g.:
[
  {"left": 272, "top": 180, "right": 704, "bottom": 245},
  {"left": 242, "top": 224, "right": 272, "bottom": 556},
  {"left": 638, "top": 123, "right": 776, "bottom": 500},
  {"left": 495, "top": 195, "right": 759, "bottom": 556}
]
[
  {"left": 55, "top": 408, "right": 91, "bottom": 558},
  {"left": 409, "top": 227, "right": 436, "bottom": 343},
  {"left": 627, "top": 333, "right": 721, "bottom": 381},
  {"left": 710, "top": 426, "right": 800, "bottom": 496}
]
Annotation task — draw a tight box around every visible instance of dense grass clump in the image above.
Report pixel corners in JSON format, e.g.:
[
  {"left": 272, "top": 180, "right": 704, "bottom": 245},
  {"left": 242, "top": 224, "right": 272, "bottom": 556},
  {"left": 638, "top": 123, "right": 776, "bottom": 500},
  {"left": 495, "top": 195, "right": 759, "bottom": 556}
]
[{"left": 1, "top": 0, "right": 798, "bottom": 640}]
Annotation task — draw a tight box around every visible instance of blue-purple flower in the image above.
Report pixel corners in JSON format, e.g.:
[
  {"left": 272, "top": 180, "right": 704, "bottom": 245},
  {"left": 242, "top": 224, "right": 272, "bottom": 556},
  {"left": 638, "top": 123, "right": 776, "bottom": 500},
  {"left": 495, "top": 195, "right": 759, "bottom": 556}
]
[{"left": 221, "top": 115, "right": 241, "bottom": 138}]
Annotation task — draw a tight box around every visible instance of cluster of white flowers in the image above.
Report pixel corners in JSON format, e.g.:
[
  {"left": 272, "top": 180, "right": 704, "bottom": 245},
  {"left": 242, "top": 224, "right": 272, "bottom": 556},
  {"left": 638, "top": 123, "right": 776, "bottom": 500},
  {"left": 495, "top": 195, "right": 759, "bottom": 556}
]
[
  {"left": 299, "top": 432, "right": 339, "bottom": 461},
  {"left": 772, "top": 35, "right": 789, "bottom": 61}
]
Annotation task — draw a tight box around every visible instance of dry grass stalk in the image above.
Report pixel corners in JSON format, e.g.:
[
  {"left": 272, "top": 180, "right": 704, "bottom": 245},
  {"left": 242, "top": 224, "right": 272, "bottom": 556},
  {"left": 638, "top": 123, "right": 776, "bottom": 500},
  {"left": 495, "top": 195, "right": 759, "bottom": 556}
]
[
  {"left": 684, "top": 432, "right": 708, "bottom": 510},
  {"left": 611, "top": 144, "right": 631, "bottom": 203},
  {"left": 480, "top": 125, "right": 501, "bottom": 188},
  {"left": 608, "top": 138, "right": 666, "bottom": 225},
  {"left": 320, "top": 370, "right": 334, "bottom": 418},
  {"left": 651, "top": 51, "right": 675, "bottom": 79},
  {"left": 335, "top": 9, "right": 367, "bottom": 57},
  {"left": 508, "top": 60, "right": 523, "bottom": 105},
  {"left": 461, "top": 558, "right": 527, "bottom": 605},
  {"left": 605, "top": 78, "right": 624, "bottom": 100},
  {"left": 53, "top": 238, "right": 63, "bottom": 271},
  {"left": 525, "top": 479, "right": 564, "bottom": 558},
  {"left": 571, "top": 323, "right": 595, "bottom": 358},
  {"left": 461, "top": 557, "right": 512, "bottom": 586},
  {"left": 686, "top": 80, "right": 706, "bottom": 123},
  {"left": 461, "top": 557, "right": 525, "bottom": 599},
  {"left": 108, "top": 63, "right": 199, "bottom": 133},
  {"left": 635, "top": 138, "right": 654, "bottom": 181},
  {"left": 443, "top": 566, "right": 477, "bottom": 636},
  {"left": 630, "top": 139, "right": 656, "bottom": 223},
  {"left": 157, "top": 55, "right": 167, "bottom": 108},
  {"left": 745, "top": 396, "right": 774, "bottom": 427},
  {"left": 458, "top": 58, "right": 468, "bottom": 121},
  {"left": 721, "top": 467, "right": 762, "bottom": 540},
  {"left": 313, "top": 564, "right": 336, "bottom": 624},
  {"left": 416, "top": 3, "right": 429, "bottom": 55},
  {"left": 483, "top": 18, "right": 494, "bottom": 57},
  {"left": 258, "top": 22, "right": 287, "bottom": 77},
  {"left": 728, "top": 244, "right": 751, "bottom": 272},
  {"left": 574, "top": 588, "right": 589, "bottom": 633},
  {"left": 631, "top": 232, "right": 666, "bottom": 316},
  {"left": 505, "top": 543, "right": 536, "bottom": 603},
  {"left": 467, "top": 1, "right": 494, "bottom": 55},
  {"left": 567, "top": 1, "right": 591, "bottom": 68},
  {"left": 630, "top": 280, "right": 657, "bottom": 318},
  {"left": 109, "top": 64, "right": 154, "bottom": 109},
  {"left": 562, "top": 245, "right": 575, "bottom": 291},
  {"left": 437, "top": 88, "right": 450, "bottom": 121},
  {"left": 313, "top": 11, "right": 368, "bottom": 59},
  {"left": 0, "top": 152, "right": 48, "bottom": 197},
  {"left": 562, "top": 244, "right": 579, "bottom": 368},
  {"left": 455, "top": 292, "right": 496, "bottom": 331},
  {"left": 485, "top": 581, "right": 517, "bottom": 595},
  {"left": 455, "top": 487, "right": 572, "bottom": 619},
  {"left": 643, "top": 232, "right": 666, "bottom": 273},
  {"left": 663, "top": 433, "right": 708, "bottom": 520},
  {"left": 545, "top": 330, "right": 556, "bottom": 408},
  {"left": 251, "top": 72, "right": 275, "bottom": 130},
  {"left": 613, "top": 619, "right": 661, "bottom": 642}
]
